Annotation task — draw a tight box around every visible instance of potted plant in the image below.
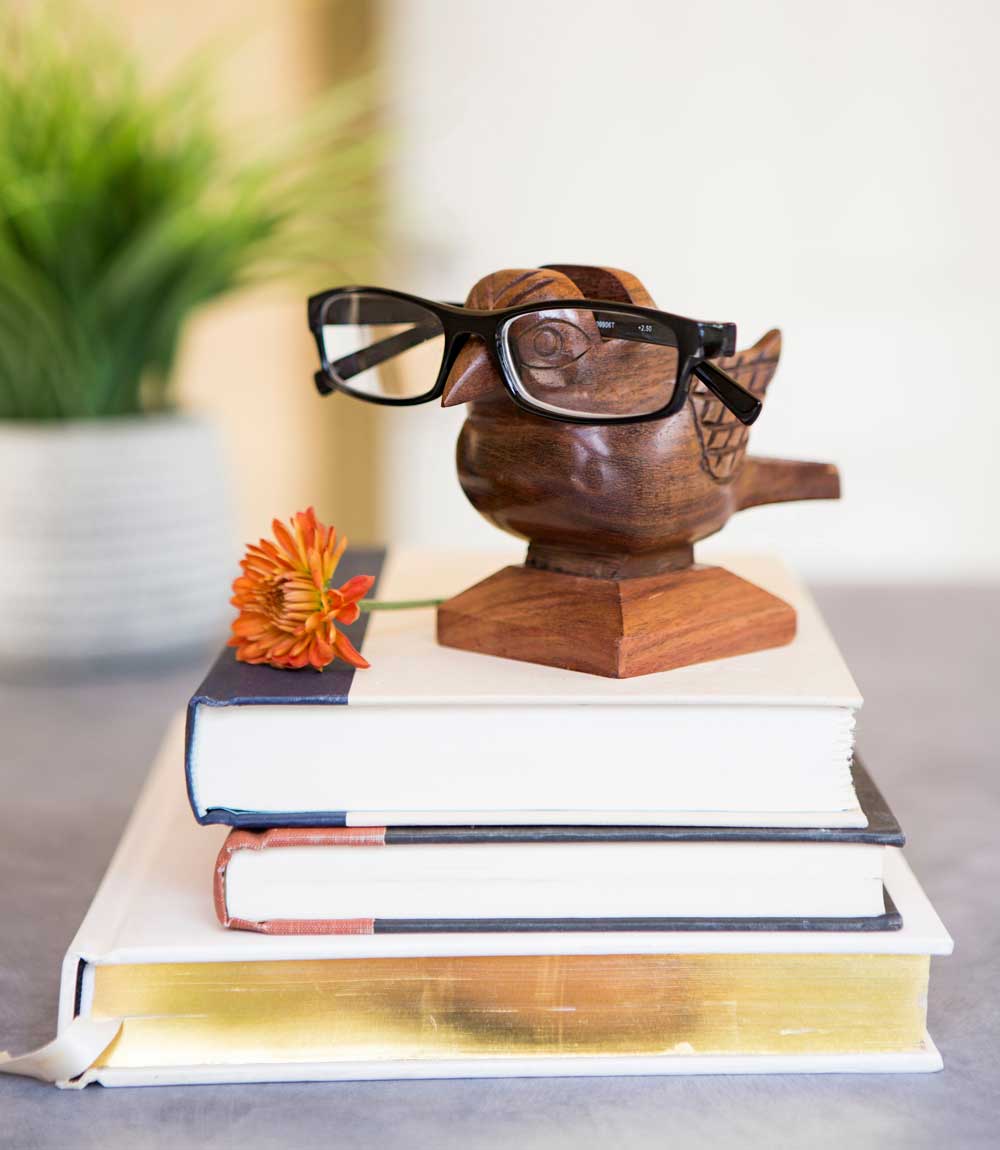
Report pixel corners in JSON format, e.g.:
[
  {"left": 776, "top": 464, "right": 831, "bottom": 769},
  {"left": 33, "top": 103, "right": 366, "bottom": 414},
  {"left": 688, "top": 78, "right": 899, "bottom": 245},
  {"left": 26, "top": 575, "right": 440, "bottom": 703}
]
[{"left": 0, "top": 7, "right": 377, "bottom": 666}]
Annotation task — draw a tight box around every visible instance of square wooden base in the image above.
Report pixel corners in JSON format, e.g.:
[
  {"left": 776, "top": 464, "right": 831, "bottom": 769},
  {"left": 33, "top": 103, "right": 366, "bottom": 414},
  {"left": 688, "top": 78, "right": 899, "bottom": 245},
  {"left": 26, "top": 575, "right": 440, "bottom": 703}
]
[{"left": 436, "top": 563, "right": 797, "bottom": 679}]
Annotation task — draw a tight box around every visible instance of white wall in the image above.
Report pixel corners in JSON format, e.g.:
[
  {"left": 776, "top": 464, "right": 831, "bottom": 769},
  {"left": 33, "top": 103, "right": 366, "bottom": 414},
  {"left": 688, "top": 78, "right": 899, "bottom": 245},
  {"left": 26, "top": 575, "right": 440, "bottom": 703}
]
[{"left": 383, "top": 0, "right": 999, "bottom": 580}]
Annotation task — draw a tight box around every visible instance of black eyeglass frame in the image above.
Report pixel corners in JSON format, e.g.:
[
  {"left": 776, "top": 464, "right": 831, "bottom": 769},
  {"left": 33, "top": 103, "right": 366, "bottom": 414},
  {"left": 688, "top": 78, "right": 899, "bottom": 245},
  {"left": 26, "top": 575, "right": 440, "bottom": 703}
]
[{"left": 307, "top": 286, "right": 759, "bottom": 427}]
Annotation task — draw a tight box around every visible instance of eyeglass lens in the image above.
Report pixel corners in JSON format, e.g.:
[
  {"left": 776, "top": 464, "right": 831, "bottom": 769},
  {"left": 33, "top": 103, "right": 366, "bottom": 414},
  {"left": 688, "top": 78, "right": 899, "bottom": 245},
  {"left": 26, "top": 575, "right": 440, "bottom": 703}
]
[
  {"left": 502, "top": 308, "right": 679, "bottom": 419},
  {"left": 321, "top": 292, "right": 445, "bottom": 400}
]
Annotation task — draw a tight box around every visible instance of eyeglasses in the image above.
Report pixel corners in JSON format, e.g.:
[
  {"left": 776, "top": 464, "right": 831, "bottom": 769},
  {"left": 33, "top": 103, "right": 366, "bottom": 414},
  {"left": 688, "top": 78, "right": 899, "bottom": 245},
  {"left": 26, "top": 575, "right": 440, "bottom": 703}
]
[{"left": 307, "top": 286, "right": 762, "bottom": 426}]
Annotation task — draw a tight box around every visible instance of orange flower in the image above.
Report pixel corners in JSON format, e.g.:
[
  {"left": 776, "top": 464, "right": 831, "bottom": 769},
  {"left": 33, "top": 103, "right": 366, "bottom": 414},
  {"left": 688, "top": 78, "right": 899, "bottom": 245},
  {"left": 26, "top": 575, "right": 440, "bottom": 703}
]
[{"left": 228, "top": 508, "right": 374, "bottom": 671}]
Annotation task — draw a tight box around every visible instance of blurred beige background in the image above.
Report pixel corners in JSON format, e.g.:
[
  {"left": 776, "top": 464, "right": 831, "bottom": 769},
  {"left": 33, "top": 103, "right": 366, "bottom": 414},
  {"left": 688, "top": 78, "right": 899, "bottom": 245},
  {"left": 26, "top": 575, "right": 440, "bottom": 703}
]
[
  {"left": 104, "top": 0, "right": 999, "bottom": 580},
  {"left": 381, "top": 0, "right": 999, "bottom": 581}
]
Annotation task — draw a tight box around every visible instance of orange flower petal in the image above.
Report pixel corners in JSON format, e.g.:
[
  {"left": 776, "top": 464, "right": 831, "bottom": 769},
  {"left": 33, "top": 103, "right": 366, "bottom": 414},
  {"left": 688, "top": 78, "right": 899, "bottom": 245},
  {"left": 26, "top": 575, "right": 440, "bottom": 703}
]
[
  {"left": 332, "top": 628, "right": 370, "bottom": 670},
  {"left": 271, "top": 519, "right": 302, "bottom": 567},
  {"left": 326, "top": 532, "right": 348, "bottom": 582},
  {"left": 231, "top": 615, "right": 267, "bottom": 638},
  {"left": 308, "top": 637, "right": 334, "bottom": 670},
  {"left": 335, "top": 602, "right": 360, "bottom": 626},
  {"left": 337, "top": 574, "right": 377, "bottom": 603}
]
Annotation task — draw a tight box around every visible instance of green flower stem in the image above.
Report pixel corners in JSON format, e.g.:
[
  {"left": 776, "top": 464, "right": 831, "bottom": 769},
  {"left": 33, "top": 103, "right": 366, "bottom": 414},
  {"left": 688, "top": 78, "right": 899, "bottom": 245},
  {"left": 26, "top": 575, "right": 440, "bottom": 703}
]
[{"left": 359, "top": 598, "right": 444, "bottom": 612}]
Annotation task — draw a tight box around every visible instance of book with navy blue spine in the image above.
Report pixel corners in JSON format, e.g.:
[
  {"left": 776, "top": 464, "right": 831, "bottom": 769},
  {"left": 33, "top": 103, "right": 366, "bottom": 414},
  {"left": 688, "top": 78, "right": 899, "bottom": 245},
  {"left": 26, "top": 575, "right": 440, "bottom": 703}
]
[{"left": 186, "top": 548, "right": 866, "bottom": 830}]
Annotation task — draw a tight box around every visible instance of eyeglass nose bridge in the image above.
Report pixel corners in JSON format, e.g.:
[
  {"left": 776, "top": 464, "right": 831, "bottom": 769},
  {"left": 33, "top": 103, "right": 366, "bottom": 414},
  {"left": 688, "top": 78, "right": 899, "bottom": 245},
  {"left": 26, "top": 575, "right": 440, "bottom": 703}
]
[
  {"left": 439, "top": 301, "right": 517, "bottom": 409},
  {"left": 438, "top": 322, "right": 508, "bottom": 408}
]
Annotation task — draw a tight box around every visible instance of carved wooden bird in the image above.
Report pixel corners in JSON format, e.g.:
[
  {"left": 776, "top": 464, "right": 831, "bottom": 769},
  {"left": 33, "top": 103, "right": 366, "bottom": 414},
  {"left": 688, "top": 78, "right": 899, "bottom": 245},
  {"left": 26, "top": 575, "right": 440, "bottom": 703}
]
[{"left": 438, "top": 264, "right": 839, "bottom": 580}]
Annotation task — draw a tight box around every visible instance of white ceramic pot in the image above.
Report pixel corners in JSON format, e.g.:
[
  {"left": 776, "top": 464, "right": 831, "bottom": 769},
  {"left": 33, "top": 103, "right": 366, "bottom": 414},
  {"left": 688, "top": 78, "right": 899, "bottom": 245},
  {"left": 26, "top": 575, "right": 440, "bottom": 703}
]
[{"left": 0, "top": 414, "right": 235, "bottom": 666}]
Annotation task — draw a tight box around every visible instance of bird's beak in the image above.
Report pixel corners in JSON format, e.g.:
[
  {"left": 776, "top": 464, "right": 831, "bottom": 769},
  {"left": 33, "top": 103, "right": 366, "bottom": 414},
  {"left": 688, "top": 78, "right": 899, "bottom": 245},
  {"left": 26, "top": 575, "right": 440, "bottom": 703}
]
[{"left": 440, "top": 337, "right": 506, "bottom": 407}]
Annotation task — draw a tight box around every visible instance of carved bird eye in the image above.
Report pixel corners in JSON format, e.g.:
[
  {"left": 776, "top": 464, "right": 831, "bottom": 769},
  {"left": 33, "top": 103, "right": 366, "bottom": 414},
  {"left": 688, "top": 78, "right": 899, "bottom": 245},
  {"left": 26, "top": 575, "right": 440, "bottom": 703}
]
[{"left": 513, "top": 318, "right": 593, "bottom": 370}]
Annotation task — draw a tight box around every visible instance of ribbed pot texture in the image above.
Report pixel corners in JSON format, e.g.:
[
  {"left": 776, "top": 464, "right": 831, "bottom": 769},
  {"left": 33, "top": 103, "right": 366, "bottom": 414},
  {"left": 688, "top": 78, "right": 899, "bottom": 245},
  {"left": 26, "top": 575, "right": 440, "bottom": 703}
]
[{"left": 0, "top": 414, "right": 234, "bottom": 663}]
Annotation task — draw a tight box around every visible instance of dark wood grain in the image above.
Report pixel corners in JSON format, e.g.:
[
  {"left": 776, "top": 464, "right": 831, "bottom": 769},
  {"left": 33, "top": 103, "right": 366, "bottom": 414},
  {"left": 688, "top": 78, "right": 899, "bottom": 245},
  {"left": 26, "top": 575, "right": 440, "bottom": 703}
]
[
  {"left": 437, "top": 265, "right": 839, "bottom": 677},
  {"left": 437, "top": 564, "right": 796, "bottom": 679}
]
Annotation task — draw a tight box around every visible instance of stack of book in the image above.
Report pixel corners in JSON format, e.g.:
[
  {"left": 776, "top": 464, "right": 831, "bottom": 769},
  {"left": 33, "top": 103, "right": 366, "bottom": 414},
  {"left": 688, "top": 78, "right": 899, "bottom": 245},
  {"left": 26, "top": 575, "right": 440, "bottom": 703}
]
[{"left": 53, "top": 550, "right": 950, "bottom": 1086}]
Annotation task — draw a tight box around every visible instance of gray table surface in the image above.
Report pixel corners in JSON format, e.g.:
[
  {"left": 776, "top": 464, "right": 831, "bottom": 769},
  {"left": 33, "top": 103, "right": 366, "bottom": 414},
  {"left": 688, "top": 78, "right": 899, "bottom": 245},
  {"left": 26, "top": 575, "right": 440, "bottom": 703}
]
[{"left": 1, "top": 585, "right": 997, "bottom": 1149}]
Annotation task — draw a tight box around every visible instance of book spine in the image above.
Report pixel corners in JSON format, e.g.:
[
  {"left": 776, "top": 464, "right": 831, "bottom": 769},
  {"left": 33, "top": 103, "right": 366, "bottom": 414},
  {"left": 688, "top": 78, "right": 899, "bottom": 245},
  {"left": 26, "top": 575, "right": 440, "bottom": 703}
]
[
  {"left": 186, "top": 548, "right": 386, "bottom": 826},
  {"left": 217, "top": 912, "right": 903, "bottom": 935},
  {"left": 213, "top": 827, "right": 386, "bottom": 932},
  {"left": 225, "top": 916, "right": 377, "bottom": 936}
]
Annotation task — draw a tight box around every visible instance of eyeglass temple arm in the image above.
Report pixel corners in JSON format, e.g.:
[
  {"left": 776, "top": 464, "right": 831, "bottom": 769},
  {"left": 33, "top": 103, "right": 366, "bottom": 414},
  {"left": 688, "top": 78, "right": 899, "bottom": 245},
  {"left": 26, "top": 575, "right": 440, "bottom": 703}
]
[
  {"left": 329, "top": 321, "right": 442, "bottom": 381},
  {"left": 590, "top": 312, "right": 737, "bottom": 360},
  {"left": 587, "top": 314, "right": 757, "bottom": 425},
  {"left": 691, "top": 361, "right": 762, "bottom": 425}
]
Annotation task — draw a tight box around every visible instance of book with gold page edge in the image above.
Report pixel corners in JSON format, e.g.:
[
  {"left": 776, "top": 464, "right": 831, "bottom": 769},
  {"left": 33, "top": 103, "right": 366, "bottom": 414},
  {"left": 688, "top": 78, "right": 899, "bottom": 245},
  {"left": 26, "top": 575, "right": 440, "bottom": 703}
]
[{"left": 0, "top": 719, "right": 952, "bottom": 1087}]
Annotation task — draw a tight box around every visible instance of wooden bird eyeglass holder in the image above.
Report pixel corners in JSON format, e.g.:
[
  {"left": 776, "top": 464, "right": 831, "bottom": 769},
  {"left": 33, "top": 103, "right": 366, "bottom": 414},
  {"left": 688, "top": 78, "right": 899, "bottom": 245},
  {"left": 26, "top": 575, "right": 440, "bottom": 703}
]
[{"left": 309, "top": 264, "right": 840, "bottom": 678}]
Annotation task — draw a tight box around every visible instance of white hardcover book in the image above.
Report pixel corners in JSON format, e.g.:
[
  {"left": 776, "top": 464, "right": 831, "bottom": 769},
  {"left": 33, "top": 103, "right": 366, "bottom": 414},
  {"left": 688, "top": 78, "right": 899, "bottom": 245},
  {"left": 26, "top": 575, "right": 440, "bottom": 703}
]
[
  {"left": 187, "top": 550, "right": 865, "bottom": 828},
  {"left": 1, "top": 723, "right": 952, "bottom": 1087},
  {"left": 221, "top": 836, "right": 890, "bottom": 924}
]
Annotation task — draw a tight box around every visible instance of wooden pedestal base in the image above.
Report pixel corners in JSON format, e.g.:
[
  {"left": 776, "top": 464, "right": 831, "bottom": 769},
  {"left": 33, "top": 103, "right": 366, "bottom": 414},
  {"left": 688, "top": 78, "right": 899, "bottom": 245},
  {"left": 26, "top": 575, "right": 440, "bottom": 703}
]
[{"left": 436, "top": 564, "right": 797, "bottom": 679}]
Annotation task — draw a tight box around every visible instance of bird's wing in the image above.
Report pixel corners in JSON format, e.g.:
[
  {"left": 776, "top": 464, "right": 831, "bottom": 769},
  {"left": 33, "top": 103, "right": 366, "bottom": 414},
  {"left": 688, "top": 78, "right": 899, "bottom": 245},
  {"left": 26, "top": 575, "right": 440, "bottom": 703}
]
[{"left": 689, "top": 329, "right": 781, "bottom": 482}]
